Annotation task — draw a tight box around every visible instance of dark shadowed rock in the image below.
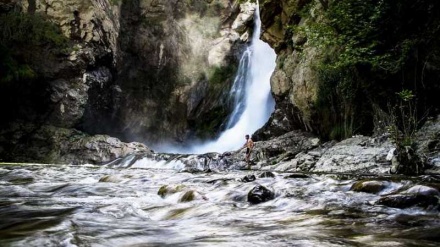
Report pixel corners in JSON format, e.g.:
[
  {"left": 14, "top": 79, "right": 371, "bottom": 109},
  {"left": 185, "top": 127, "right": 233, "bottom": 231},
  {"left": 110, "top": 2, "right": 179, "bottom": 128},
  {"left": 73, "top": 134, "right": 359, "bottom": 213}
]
[
  {"left": 283, "top": 173, "right": 310, "bottom": 179},
  {"left": 377, "top": 194, "right": 439, "bottom": 210},
  {"left": 247, "top": 185, "right": 275, "bottom": 204},
  {"left": 242, "top": 175, "right": 256, "bottom": 183},
  {"left": 377, "top": 185, "right": 440, "bottom": 209},
  {"left": 258, "top": 171, "right": 276, "bottom": 178}
]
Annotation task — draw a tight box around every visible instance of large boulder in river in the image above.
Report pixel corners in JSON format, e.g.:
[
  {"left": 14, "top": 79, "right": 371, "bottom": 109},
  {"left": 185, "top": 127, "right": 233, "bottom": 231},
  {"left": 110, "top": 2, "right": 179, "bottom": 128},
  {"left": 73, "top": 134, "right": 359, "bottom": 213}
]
[
  {"left": 377, "top": 185, "right": 440, "bottom": 210},
  {"left": 350, "top": 180, "right": 388, "bottom": 194},
  {"left": 248, "top": 185, "right": 275, "bottom": 204},
  {"left": 242, "top": 175, "right": 256, "bottom": 183}
]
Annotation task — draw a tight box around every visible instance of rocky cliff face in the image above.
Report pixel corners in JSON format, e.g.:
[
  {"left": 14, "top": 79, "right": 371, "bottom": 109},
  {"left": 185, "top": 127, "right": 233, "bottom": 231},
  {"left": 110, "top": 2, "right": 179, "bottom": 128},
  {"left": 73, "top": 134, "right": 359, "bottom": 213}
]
[
  {"left": 1, "top": 0, "right": 255, "bottom": 150},
  {"left": 0, "top": 0, "right": 260, "bottom": 163},
  {"left": 108, "top": 0, "right": 256, "bottom": 143},
  {"left": 257, "top": 0, "right": 440, "bottom": 141}
]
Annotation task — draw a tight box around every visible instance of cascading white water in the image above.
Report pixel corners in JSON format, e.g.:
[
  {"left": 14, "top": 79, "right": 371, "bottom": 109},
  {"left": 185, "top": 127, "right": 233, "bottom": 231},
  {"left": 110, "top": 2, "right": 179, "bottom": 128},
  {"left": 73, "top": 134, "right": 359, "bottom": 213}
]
[
  {"left": 155, "top": 3, "right": 276, "bottom": 154},
  {"left": 187, "top": 4, "right": 276, "bottom": 154}
]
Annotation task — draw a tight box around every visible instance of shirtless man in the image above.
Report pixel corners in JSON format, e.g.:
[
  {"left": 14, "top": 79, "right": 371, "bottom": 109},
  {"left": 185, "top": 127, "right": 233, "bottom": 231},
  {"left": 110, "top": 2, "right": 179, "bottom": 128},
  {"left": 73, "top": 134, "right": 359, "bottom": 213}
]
[{"left": 243, "top": 134, "right": 254, "bottom": 169}]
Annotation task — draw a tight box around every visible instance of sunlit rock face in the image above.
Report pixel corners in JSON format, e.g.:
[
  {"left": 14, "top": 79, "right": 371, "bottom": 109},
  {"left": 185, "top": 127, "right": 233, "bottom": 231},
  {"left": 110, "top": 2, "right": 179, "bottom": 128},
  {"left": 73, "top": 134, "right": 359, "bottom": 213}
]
[{"left": 255, "top": 0, "right": 323, "bottom": 138}]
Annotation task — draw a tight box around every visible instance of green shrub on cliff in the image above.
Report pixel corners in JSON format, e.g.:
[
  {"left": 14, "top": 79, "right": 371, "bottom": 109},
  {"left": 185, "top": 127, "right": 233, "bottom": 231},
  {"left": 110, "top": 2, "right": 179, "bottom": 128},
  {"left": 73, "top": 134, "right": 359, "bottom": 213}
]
[
  {"left": 294, "top": 0, "right": 440, "bottom": 140},
  {"left": 0, "top": 12, "right": 67, "bottom": 48},
  {"left": 0, "top": 12, "right": 68, "bottom": 83}
]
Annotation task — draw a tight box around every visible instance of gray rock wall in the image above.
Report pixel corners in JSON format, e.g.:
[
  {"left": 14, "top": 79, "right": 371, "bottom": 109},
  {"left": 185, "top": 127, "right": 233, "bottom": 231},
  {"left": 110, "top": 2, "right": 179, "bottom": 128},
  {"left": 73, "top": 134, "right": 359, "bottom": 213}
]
[{"left": 5, "top": 0, "right": 255, "bottom": 143}]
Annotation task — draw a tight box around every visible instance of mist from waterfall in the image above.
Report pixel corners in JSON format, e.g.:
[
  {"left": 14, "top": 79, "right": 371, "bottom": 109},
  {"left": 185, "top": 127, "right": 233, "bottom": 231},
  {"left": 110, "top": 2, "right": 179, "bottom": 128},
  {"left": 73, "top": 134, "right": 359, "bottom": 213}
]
[{"left": 156, "top": 4, "right": 276, "bottom": 154}]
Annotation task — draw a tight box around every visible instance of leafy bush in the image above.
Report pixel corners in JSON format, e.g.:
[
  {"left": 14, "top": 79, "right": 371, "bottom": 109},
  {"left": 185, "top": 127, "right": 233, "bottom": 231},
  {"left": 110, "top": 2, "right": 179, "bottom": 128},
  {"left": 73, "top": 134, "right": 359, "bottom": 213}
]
[
  {"left": 0, "top": 12, "right": 68, "bottom": 48},
  {"left": 0, "top": 12, "right": 68, "bottom": 83},
  {"left": 209, "top": 64, "right": 237, "bottom": 85},
  {"left": 387, "top": 90, "right": 427, "bottom": 175},
  {"left": 292, "top": 0, "right": 440, "bottom": 140}
]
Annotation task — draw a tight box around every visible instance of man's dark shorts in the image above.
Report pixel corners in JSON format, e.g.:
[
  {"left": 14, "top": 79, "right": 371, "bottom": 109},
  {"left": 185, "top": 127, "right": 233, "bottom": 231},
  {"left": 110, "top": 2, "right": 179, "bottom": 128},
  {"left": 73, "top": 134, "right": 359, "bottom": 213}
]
[{"left": 246, "top": 148, "right": 250, "bottom": 154}]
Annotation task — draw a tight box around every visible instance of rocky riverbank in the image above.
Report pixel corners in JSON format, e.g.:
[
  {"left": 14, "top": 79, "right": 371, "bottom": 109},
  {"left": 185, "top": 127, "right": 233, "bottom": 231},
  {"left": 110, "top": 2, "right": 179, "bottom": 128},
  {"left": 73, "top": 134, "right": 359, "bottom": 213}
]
[
  {"left": 2, "top": 114, "right": 438, "bottom": 176},
  {"left": 102, "top": 115, "right": 440, "bottom": 175}
]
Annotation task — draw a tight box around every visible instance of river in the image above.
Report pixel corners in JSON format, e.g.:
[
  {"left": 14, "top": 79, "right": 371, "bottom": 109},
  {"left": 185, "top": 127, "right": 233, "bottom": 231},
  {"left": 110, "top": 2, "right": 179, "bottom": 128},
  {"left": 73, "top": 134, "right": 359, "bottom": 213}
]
[{"left": 1, "top": 163, "right": 439, "bottom": 246}]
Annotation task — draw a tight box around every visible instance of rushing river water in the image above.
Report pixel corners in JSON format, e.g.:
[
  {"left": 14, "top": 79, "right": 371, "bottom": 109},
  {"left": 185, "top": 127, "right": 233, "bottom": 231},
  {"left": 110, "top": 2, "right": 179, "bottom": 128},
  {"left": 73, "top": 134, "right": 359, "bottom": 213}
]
[{"left": 0, "top": 163, "right": 439, "bottom": 247}]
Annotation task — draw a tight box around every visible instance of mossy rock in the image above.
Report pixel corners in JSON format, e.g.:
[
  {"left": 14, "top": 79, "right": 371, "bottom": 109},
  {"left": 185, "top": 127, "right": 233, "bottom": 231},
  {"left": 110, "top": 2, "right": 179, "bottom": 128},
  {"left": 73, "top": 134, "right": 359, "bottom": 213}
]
[
  {"left": 158, "top": 185, "right": 169, "bottom": 197},
  {"left": 158, "top": 184, "right": 186, "bottom": 198},
  {"left": 350, "top": 180, "right": 387, "bottom": 194},
  {"left": 179, "top": 190, "right": 195, "bottom": 202}
]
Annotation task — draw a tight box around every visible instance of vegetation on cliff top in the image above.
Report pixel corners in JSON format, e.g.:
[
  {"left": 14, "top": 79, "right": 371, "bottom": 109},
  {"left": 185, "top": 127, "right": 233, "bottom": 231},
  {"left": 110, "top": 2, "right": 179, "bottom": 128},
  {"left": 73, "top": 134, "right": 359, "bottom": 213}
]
[{"left": 290, "top": 0, "right": 440, "bottom": 141}]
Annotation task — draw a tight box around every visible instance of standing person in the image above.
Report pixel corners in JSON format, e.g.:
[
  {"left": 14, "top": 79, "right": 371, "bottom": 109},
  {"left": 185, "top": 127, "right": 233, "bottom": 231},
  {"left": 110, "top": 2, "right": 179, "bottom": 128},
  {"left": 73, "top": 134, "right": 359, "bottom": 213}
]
[{"left": 243, "top": 134, "right": 254, "bottom": 169}]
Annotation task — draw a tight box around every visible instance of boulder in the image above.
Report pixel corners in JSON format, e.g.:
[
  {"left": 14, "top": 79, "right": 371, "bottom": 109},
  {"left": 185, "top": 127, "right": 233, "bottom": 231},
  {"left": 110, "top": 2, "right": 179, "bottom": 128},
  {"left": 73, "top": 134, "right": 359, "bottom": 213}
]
[
  {"left": 179, "top": 190, "right": 195, "bottom": 203},
  {"left": 158, "top": 185, "right": 186, "bottom": 198},
  {"left": 258, "top": 171, "right": 276, "bottom": 178},
  {"left": 242, "top": 174, "right": 256, "bottom": 183},
  {"left": 350, "top": 180, "right": 388, "bottom": 194},
  {"left": 377, "top": 185, "right": 440, "bottom": 209},
  {"left": 404, "top": 185, "right": 440, "bottom": 196},
  {"left": 377, "top": 194, "right": 439, "bottom": 210},
  {"left": 248, "top": 185, "right": 275, "bottom": 204}
]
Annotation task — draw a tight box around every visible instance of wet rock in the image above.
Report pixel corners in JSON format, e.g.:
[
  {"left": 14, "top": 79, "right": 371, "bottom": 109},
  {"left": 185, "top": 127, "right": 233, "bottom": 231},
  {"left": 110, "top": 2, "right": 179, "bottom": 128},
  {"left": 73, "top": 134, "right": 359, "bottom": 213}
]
[
  {"left": 377, "top": 185, "right": 440, "bottom": 209},
  {"left": 283, "top": 173, "right": 310, "bottom": 179},
  {"left": 377, "top": 194, "right": 439, "bottom": 210},
  {"left": 404, "top": 185, "right": 440, "bottom": 196},
  {"left": 99, "top": 175, "right": 125, "bottom": 183},
  {"left": 258, "top": 171, "right": 276, "bottom": 178},
  {"left": 242, "top": 175, "right": 256, "bottom": 183},
  {"left": 179, "top": 190, "right": 195, "bottom": 203},
  {"left": 350, "top": 180, "right": 388, "bottom": 194},
  {"left": 247, "top": 185, "right": 275, "bottom": 204},
  {"left": 158, "top": 185, "right": 186, "bottom": 198}
]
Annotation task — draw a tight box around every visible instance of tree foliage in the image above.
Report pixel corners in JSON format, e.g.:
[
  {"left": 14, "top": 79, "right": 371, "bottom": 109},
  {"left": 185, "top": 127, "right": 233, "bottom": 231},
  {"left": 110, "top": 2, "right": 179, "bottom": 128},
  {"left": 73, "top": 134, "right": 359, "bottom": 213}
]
[{"left": 293, "top": 0, "right": 440, "bottom": 140}]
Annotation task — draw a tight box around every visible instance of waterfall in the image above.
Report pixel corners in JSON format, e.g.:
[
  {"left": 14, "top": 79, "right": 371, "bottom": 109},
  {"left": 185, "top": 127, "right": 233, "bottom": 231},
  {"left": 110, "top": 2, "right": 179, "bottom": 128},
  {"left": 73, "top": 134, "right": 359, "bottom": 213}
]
[
  {"left": 189, "top": 3, "right": 276, "bottom": 154},
  {"left": 153, "top": 3, "right": 276, "bottom": 154}
]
